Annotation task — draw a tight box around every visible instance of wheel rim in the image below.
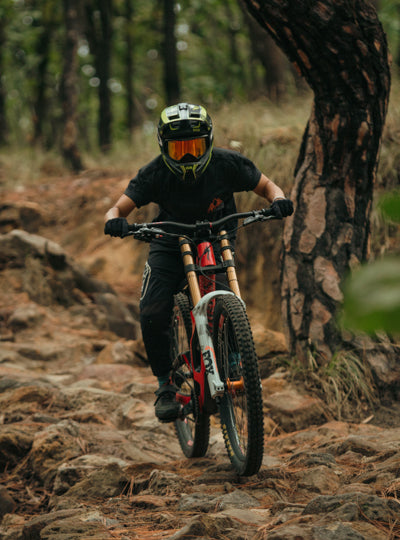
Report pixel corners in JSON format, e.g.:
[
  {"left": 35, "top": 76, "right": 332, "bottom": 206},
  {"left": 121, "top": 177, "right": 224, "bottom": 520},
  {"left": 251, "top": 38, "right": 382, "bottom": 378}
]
[
  {"left": 218, "top": 314, "right": 249, "bottom": 458},
  {"left": 171, "top": 305, "right": 197, "bottom": 440}
]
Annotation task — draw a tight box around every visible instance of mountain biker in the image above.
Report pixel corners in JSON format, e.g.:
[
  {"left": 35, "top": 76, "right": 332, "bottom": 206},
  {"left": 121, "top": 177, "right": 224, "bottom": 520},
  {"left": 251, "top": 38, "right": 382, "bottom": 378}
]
[{"left": 104, "top": 102, "right": 293, "bottom": 422}]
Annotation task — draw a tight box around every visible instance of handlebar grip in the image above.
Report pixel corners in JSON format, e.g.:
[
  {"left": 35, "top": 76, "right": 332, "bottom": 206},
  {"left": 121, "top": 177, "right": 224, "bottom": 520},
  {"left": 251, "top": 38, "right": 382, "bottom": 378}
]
[
  {"left": 261, "top": 207, "right": 275, "bottom": 218},
  {"left": 127, "top": 223, "right": 141, "bottom": 232}
]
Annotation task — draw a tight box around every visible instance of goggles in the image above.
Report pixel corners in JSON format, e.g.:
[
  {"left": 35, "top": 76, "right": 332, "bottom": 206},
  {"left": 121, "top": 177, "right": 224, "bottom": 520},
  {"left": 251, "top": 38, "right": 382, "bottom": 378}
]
[{"left": 167, "top": 137, "right": 207, "bottom": 161}]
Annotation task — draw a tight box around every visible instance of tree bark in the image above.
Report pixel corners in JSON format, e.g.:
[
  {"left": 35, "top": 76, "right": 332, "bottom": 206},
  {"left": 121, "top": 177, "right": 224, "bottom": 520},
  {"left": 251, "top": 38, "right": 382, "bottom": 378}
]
[
  {"left": 243, "top": 0, "right": 391, "bottom": 364},
  {"left": 60, "top": 0, "right": 83, "bottom": 172},
  {"left": 162, "top": 0, "right": 180, "bottom": 105}
]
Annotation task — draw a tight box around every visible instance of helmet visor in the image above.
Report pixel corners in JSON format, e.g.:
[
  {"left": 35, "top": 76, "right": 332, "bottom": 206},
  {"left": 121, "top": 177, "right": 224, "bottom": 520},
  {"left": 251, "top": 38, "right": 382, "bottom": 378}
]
[{"left": 167, "top": 137, "right": 207, "bottom": 161}]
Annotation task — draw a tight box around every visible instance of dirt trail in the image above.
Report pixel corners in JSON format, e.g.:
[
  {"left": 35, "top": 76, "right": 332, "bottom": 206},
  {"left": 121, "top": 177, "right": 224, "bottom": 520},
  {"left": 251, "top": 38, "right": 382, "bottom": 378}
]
[{"left": 0, "top": 172, "right": 399, "bottom": 539}]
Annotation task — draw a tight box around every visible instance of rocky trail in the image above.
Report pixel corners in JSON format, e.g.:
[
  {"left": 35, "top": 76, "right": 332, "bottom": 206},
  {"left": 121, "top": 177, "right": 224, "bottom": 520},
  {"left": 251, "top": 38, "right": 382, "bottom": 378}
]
[{"left": 0, "top": 172, "right": 400, "bottom": 539}]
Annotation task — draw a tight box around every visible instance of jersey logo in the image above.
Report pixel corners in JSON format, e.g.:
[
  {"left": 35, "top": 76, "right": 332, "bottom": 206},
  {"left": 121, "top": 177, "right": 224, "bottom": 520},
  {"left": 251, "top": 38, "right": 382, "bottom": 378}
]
[{"left": 208, "top": 197, "right": 224, "bottom": 214}]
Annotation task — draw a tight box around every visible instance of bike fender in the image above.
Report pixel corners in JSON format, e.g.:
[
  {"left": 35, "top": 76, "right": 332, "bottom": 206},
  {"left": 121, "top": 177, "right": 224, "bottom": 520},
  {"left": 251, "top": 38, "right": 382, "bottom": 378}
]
[{"left": 192, "top": 291, "right": 244, "bottom": 398}]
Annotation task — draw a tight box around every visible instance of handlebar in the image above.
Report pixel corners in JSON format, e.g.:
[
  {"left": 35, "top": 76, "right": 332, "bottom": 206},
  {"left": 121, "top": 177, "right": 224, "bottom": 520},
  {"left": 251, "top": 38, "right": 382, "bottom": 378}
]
[{"left": 122, "top": 206, "right": 278, "bottom": 242}]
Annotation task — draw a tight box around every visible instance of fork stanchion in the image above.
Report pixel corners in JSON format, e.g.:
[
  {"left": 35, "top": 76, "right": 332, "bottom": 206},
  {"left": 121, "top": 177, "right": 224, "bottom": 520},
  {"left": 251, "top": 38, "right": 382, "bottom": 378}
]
[
  {"left": 179, "top": 237, "right": 202, "bottom": 306},
  {"left": 219, "top": 230, "right": 241, "bottom": 298}
]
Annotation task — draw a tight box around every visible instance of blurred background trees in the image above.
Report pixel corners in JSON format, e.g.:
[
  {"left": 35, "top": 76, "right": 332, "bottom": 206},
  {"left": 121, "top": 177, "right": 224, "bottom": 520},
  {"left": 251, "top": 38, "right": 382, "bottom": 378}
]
[
  {"left": 0, "top": 0, "right": 397, "bottom": 168},
  {"left": 0, "top": 0, "right": 297, "bottom": 163}
]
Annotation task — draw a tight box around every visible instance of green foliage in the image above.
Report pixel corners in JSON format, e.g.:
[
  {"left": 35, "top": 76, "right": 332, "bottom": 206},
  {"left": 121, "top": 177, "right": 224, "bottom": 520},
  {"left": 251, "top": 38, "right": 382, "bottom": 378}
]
[
  {"left": 378, "top": 189, "right": 400, "bottom": 223},
  {"left": 0, "top": 0, "right": 296, "bottom": 150},
  {"left": 342, "top": 191, "right": 400, "bottom": 335}
]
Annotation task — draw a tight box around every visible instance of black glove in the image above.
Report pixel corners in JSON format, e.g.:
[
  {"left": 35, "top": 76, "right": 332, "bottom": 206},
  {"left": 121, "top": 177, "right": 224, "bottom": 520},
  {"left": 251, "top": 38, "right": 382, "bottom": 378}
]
[
  {"left": 271, "top": 198, "right": 294, "bottom": 219},
  {"left": 104, "top": 217, "right": 129, "bottom": 237}
]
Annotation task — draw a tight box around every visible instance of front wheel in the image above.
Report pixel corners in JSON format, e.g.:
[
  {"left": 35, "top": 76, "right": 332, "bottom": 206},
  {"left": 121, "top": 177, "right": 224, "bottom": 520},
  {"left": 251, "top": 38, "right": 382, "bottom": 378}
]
[
  {"left": 170, "top": 292, "right": 210, "bottom": 458},
  {"left": 213, "top": 294, "right": 264, "bottom": 476}
]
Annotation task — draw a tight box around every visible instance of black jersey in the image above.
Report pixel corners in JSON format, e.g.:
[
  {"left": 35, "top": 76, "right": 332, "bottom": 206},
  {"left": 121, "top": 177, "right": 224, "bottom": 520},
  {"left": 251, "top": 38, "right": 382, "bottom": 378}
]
[{"left": 124, "top": 147, "right": 261, "bottom": 246}]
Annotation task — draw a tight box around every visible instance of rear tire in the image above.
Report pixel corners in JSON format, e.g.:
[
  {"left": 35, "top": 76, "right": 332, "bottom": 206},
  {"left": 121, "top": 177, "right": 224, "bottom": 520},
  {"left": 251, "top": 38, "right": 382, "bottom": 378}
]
[
  {"left": 170, "top": 292, "right": 210, "bottom": 458},
  {"left": 213, "top": 294, "right": 264, "bottom": 476}
]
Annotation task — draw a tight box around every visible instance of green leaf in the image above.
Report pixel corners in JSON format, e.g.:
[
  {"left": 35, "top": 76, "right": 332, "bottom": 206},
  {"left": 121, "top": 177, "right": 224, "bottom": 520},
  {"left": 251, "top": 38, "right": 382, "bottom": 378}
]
[
  {"left": 378, "top": 190, "right": 400, "bottom": 223},
  {"left": 342, "top": 257, "right": 400, "bottom": 334}
]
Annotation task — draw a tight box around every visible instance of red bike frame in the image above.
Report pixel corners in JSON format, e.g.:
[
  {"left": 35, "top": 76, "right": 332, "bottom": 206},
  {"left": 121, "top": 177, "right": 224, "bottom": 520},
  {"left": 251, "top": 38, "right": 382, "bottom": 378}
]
[{"left": 176, "top": 230, "right": 240, "bottom": 410}]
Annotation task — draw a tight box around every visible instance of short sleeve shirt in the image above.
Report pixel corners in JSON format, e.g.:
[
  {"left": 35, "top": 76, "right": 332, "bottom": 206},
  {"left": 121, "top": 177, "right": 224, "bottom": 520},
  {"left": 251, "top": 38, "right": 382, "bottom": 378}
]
[{"left": 124, "top": 148, "right": 261, "bottom": 223}]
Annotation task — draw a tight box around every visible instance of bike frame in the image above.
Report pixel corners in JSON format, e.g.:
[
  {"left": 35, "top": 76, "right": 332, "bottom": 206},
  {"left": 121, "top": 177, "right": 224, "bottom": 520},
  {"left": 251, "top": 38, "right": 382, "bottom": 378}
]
[{"left": 178, "top": 230, "right": 243, "bottom": 404}]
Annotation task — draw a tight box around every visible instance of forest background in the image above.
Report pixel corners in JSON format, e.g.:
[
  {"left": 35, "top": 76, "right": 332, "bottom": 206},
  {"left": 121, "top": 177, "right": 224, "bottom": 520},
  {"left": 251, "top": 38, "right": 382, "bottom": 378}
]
[
  {"left": 0, "top": 1, "right": 399, "bottom": 373},
  {"left": 0, "top": 0, "right": 398, "bottom": 168}
]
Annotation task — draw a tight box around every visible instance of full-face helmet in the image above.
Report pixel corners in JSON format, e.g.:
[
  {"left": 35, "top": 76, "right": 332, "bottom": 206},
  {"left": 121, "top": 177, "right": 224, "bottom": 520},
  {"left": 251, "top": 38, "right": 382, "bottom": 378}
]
[{"left": 157, "top": 103, "right": 213, "bottom": 182}]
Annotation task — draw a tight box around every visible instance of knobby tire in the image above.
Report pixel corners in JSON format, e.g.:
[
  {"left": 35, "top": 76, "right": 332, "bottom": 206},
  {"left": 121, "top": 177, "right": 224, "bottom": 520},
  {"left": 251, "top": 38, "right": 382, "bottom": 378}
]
[
  {"left": 213, "top": 295, "right": 264, "bottom": 476},
  {"left": 170, "top": 292, "right": 210, "bottom": 458}
]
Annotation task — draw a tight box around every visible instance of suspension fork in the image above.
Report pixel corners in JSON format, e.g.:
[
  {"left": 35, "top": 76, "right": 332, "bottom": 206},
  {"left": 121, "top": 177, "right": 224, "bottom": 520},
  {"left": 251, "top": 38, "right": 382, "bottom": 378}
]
[{"left": 179, "top": 237, "right": 239, "bottom": 399}]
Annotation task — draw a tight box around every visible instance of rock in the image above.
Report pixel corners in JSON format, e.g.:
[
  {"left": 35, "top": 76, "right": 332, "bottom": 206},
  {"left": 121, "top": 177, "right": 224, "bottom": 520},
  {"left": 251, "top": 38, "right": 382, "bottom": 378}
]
[
  {"left": 296, "top": 465, "right": 341, "bottom": 494},
  {"left": 0, "top": 230, "right": 114, "bottom": 306},
  {"left": 29, "top": 420, "right": 83, "bottom": 488},
  {"left": 21, "top": 509, "right": 80, "bottom": 539},
  {"left": 95, "top": 339, "right": 147, "bottom": 367},
  {"left": 21, "top": 509, "right": 114, "bottom": 540},
  {"left": 53, "top": 454, "right": 129, "bottom": 495},
  {"left": 261, "top": 524, "right": 313, "bottom": 540},
  {"left": 0, "top": 384, "right": 61, "bottom": 424},
  {"left": 0, "top": 425, "right": 34, "bottom": 472},
  {"left": 312, "top": 522, "right": 365, "bottom": 540},
  {"left": 253, "top": 328, "right": 288, "bottom": 360},
  {"left": 117, "top": 397, "right": 155, "bottom": 428},
  {"left": 7, "top": 304, "right": 45, "bottom": 330},
  {"left": 148, "top": 469, "right": 189, "bottom": 495},
  {"left": 303, "top": 492, "right": 400, "bottom": 523},
  {"left": 0, "top": 229, "right": 67, "bottom": 270},
  {"left": 77, "top": 363, "right": 136, "bottom": 391},
  {"left": 0, "top": 486, "right": 16, "bottom": 518},
  {"left": 262, "top": 369, "right": 289, "bottom": 395},
  {"left": 220, "top": 507, "right": 272, "bottom": 525},
  {"left": 0, "top": 201, "right": 47, "bottom": 233},
  {"left": 265, "top": 388, "right": 328, "bottom": 431},
  {"left": 0, "top": 514, "right": 26, "bottom": 540},
  {"left": 92, "top": 292, "right": 139, "bottom": 339},
  {"left": 61, "top": 462, "right": 129, "bottom": 500},
  {"left": 178, "top": 492, "right": 218, "bottom": 512},
  {"left": 218, "top": 489, "right": 260, "bottom": 510},
  {"left": 168, "top": 514, "right": 242, "bottom": 540},
  {"left": 0, "top": 205, "right": 20, "bottom": 232}
]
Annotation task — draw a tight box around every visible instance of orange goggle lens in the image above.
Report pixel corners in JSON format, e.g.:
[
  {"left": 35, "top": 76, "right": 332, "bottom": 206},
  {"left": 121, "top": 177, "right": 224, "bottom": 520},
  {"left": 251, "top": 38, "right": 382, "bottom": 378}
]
[{"left": 167, "top": 138, "right": 207, "bottom": 161}]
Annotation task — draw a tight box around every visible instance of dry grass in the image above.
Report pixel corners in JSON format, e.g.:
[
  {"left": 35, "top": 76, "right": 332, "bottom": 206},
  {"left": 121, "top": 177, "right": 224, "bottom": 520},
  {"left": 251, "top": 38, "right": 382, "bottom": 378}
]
[
  {"left": 304, "top": 349, "right": 378, "bottom": 420},
  {"left": 2, "top": 79, "right": 399, "bottom": 196}
]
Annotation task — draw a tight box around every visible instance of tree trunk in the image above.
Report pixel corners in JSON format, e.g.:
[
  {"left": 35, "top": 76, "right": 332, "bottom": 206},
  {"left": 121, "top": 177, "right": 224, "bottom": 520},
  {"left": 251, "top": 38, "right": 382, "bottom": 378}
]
[
  {"left": 85, "top": 0, "right": 113, "bottom": 151},
  {"left": 60, "top": 0, "right": 83, "bottom": 172},
  {"left": 240, "top": 1, "right": 287, "bottom": 101},
  {"left": 124, "top": 0, "right": 137, "bottom": 134},
  {"left": 162, "top": 0, "right": 180, "bottom": 105},
  {"left": 0, "top": 16, "right": 8, "bottom": 146},
  {"left": 243, "top": 0, "right": 390, "bottom": 364},
  {"left": 33, "top": 18, "right": 54, "bottom": 144}
]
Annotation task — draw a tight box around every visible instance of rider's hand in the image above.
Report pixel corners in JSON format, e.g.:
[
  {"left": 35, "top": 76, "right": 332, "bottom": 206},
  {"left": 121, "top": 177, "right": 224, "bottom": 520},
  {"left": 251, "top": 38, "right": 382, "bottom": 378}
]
[
  {"left": 104, "top": 217, "right": 129, "bottom": 237},
  {"left": 271, "top": 198, "right": 294, "bottom": 218}
]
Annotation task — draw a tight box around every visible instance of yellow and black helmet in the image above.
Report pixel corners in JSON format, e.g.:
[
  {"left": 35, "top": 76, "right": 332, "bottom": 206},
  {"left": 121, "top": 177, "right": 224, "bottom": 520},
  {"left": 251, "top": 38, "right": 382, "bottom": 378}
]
[{"left": 157, "top": 103, "right": 213, "bottom": 182}]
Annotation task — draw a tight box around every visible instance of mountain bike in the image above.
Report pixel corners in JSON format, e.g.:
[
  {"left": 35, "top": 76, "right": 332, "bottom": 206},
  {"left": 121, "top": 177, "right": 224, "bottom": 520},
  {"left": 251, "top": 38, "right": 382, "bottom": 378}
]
[{"left": 124, "top": 207, "right": 278, "bottom": 476}]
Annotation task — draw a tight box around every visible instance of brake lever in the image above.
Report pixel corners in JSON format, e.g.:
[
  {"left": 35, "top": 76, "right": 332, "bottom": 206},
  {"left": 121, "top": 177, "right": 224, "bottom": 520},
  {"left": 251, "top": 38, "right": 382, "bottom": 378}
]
[
  {"left": 243, "top": 215, "right": 260, "bottom": 226},
  {"left": 243, "top": 210, "right": 280, "bottom": 226},
  {"left": 134, "top": 226, "right": 165, "bottom": 242},
  {"left": 243, "top": 211, "right": 267, "bottom": 226}
]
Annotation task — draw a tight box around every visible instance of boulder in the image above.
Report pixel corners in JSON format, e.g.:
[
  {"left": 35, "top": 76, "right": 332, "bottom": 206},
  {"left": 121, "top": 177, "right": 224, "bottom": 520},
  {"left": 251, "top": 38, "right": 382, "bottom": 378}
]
[{"left": 265, "top": 388, "right": 328, "bottom": 431}]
